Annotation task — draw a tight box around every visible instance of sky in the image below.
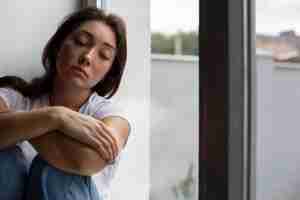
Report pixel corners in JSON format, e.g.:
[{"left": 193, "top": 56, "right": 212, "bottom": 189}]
[
  {"left": 150, "top": 0, "right": 300, "bottom": 36},
  {"left": 256, "top": 0, "right": 300, "bottom": 35},
  {"left": 151, "top": 0, "right": 199, "bottom": 34}
]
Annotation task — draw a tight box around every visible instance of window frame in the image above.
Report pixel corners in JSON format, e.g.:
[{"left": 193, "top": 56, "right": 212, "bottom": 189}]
[
  {"left": 81, "top": 0, "right": 109, "bottom": 9},
  {"left": 200, "top": 0, "right": 256, "bottom": 199}
]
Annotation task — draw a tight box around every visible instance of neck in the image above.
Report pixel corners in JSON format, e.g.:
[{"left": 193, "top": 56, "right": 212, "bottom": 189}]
[{"left": 50, "top": 77, "right": 92, "bottom": 111}]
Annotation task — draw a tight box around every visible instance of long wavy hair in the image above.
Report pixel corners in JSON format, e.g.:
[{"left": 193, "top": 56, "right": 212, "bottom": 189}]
[{"left": 0, "top": 7, "right": 127, "bottom": 99}]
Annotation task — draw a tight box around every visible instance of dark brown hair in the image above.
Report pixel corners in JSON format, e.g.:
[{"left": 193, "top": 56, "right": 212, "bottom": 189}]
[{"left": 0, "top": 7, "right": 127, "bottom": 99}]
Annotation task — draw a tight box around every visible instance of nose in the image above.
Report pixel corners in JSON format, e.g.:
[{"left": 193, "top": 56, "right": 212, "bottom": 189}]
[{"left": 78, "top": 48, "right": 95, "bottom": 66}]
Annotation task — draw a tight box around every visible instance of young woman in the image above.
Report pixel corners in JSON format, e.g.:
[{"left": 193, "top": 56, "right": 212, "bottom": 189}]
[{"left": 0, "top": 7, "right": 130, "bottom": 200}]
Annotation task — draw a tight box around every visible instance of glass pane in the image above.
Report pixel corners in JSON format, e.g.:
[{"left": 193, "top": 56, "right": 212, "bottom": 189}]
[
  {"left": 151, "top": 0, "right": 198, "bottom": 56},
  {"left": 256, "top": 1, "right": 300, "bottom": 199},
  {"left": 150, "top": 0, "right": 199, "bottom": 199}
]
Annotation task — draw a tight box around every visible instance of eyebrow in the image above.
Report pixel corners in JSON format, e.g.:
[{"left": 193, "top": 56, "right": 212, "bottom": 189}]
[{"left": 78, "top": 29, "right": 116, "bottom": 51}]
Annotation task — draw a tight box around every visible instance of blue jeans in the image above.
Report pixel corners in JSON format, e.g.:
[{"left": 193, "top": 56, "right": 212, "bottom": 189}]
[
  {"left": 0, "top": 146, "right": 27, "bottom": 200},
  {"left": 0, "top": 146, "right": 102, "bottom": 200}
]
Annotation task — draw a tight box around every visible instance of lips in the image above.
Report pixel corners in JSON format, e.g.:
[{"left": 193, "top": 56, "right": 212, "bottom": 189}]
[{"left": 72, "top": 66, "right": 88, "bottom": 78}]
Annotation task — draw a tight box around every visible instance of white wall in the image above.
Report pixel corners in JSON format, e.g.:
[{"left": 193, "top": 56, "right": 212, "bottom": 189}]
[
  {"left": 0, "top": 1, "right": 79, "bottom": 80},
  {"left": 256, "top": 55, "right": 300, "bottom": 199}
]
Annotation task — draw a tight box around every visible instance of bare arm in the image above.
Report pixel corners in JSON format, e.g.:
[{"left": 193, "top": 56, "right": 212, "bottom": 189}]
[
  {"left": 68, "top": 116, "right": 130, "bottom": 175},
  {"left": 0, "top": 97, "right": 82, "bottom": 172},
  {"left": 0, "top": 97, "right": 128, "bottom": 175},
  {"left": 29, "top": 115, "right": 130, "bottom": 176},
  {"left": 29, "top": 131, "right": 106, "bottom": 175},
  {"left": 0, "top": 97, "right": 59, "bottom": 149},
  {"left": 0, "top": 97, "right": 99, "bottom": 174}
]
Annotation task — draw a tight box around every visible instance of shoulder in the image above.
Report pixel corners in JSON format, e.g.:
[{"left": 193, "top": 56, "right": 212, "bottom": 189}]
[
  {"left": 0, "top": 87, "right": 23, "bottom": 98},
  {"left": 86, "top": 92, "right": 126, "bottom": 119},
  {"left": 0, "top": 87, "right": 29, "bottom": 110}
]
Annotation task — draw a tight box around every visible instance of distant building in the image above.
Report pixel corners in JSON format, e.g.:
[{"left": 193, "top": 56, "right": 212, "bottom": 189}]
[{"left": 256, "top": 30, "right": 300, "bottom": 62}]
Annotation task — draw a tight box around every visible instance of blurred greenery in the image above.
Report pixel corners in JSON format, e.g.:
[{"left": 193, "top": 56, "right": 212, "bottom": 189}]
[{"left": 151, "top": 31, "right": 199, "bottom": 56}]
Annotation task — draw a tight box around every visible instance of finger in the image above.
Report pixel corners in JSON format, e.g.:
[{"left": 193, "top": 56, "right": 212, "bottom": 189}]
[
  {"left": 97, "top": 120, "right": 119, "bottom": 155},
  {"left": 83, "top": 127, "right": 111, "bottom": 161},
  {"left": 84, "top": 121, "right": 114, "bottom": 161},
  {"left": 96, "top": 139, "right": 111, "bottom": 162},
  {"left": 97, "top": 121, "right": 119, "bottom": 160},
  {"left": 88, "top": 129, "right": 111, "bottom": 161},
  {"left": 82, "top": 133, "right": 100, "bottom": 150},
  {"left": 91, "top": 118, "right": 119, "bottom": 159},
  {"left": 96, "top": 126, "right": 114, "bottom": 159},
  {"left": 85, "top": 134, "right": 110, "bottom": 161},
  {"left": 98, "top": 121, "right": 120, "bottom": 158},
  {"left": 90, "top": 132, "right": 111, "bottom": 161}
]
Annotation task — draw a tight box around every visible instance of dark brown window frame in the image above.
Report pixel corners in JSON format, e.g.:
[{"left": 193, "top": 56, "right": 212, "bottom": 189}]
[{"left": 200, "top": 0, "right": 256, "bottom": 199}]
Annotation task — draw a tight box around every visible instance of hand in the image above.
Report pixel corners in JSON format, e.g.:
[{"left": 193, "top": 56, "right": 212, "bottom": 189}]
[{"left": 51, "top": 106, "right": 119, "bottom": 162}]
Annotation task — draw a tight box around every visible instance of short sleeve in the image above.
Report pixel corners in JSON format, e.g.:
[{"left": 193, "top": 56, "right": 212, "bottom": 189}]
[
  {"left": 0, "top": 87, "right": 27, "bottom": 110},
  {"left": 93, "top": 100, "right": 126, "bottom": 119}
]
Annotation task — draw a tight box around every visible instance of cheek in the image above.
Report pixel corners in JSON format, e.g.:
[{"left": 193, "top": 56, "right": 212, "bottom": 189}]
[
  {"left": 95, "top": 64, "right": 111, "bottom": 79},
  {"left": 89, "top": 64, "right": 112, "bottom": 86}
]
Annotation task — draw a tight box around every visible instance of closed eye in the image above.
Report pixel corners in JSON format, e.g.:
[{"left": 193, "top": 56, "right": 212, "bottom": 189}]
[
  {"left": 99, "top": 50, "right": 114, "bottom": 60},
  {"left": 99, "top": 52, "right": 111, "bottom": 60},
  {"left": 73, "top": 37, "right": 89, "bottom": 46},
  {"left": 72, "top": 31, "right": 91, "bottom": 47}
]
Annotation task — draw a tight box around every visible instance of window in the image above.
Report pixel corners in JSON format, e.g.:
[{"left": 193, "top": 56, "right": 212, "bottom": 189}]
[
  {"left": 150, "top": 0, "right": 199, "bottom": 199},
  {"left": 96, "top": 0, "right": 108, "bottom": 9},
  {"left": 151, "top": 0, "right": 198, "bottom": 56},
  {"left": 256, "top": 1, "right": 300, "bottom": 199}
]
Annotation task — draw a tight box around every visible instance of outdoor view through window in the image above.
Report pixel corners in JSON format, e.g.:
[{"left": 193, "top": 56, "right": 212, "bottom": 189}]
[
  {"left": 150, "top": 0, "right": 199, "bottom": 199},
  {"left": 256, "top": 0, "right": 300, "bottom": 199}
]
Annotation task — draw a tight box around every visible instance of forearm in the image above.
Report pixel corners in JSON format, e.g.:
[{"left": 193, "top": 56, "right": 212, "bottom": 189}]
[
  {"left": 28, "top": 108, "right": 126, "bottom": 176},
  {"left": 30, "top": 131, "right": 108, "bottom": 176},
  {"left": 0, "top": 107, "right": 59, "bottom": 149}
]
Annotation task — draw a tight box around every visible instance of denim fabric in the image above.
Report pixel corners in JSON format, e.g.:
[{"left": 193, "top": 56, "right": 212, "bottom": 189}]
[
  {"left": 25, "top": 155, "right": 102, "bottom": 200},
  {"left": 0, "top": 146, "right": 28, "bottom": 200},
  {"left": 0, "top": 147, "right": 102, "bottom": 200}
]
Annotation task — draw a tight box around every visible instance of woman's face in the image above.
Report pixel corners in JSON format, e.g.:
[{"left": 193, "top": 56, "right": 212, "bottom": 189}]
[{"left": 55, "top": 20, "right": 117, "bottom": 90}]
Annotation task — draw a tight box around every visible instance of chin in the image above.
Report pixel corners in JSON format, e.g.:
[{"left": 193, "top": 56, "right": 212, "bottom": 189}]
[{"left": 68, "top": 77, "right": 90, "bottom": 90}]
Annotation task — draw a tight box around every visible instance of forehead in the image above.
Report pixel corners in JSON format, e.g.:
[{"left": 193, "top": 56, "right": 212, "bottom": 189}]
[{"left": 74, "top": 20, "right": 116, "bottom": 48}]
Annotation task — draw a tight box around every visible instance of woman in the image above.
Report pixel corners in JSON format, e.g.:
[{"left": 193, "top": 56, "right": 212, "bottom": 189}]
[{"left": 0, "top": 7, "right": 130, "bottom": 200}]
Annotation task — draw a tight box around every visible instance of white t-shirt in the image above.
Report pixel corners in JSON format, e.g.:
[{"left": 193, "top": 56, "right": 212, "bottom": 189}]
[{"left": 0, "top": 87, "right": 130, "bottom": 199}]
